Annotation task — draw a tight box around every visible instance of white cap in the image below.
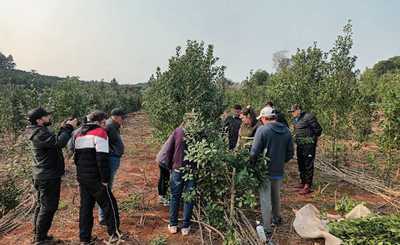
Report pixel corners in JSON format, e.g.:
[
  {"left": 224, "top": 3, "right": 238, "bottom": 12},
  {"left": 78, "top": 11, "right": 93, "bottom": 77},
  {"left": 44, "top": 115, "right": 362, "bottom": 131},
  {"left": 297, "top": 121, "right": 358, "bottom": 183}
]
[{"left": 257, "top": 106, "right": 276, "bottom": 120}]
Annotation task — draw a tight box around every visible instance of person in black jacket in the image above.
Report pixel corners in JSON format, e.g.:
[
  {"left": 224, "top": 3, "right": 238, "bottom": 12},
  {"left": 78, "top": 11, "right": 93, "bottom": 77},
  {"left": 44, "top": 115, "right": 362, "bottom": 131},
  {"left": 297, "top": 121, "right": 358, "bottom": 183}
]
[
  {"left": 289, "top": 104, "right": 323, "bottom": 195},
  {"left": 26, "top": 107, "right": 78, "bottom": 245},
  {"left": 72, "top": 111, "right": 122, "bottom": 245},
  {"left": 98, "top": 108, "right": 126, "bottom": 224},
  {"left": 224, "top": 104, "right": 242, "bottom": 150}
]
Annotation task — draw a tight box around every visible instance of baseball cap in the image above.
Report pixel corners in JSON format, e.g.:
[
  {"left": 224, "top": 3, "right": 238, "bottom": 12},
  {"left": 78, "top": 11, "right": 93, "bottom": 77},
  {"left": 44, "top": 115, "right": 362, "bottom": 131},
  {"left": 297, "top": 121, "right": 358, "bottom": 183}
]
[
  {"left": 27, "top": 107, "right": 51, "bottom": 124},
  {"left": 111, "top": 108, "right": 127, "bottom": 118},
  {"left": 257, "top": 106, "right": 276, "bottom": 120}
]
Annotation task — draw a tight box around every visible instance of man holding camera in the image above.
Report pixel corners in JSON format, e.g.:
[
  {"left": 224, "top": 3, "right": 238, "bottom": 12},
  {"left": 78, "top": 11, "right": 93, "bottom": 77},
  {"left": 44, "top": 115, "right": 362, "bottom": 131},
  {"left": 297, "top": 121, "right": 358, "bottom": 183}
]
[{"left": 26, "top": 107, "right": 78, "bottom": 245}]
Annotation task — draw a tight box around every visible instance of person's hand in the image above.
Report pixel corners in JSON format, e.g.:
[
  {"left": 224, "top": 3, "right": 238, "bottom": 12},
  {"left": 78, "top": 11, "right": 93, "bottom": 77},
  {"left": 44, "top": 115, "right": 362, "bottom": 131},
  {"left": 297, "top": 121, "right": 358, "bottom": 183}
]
[{"left": 66, "top": 118, "right": 79, "bottom": 128}]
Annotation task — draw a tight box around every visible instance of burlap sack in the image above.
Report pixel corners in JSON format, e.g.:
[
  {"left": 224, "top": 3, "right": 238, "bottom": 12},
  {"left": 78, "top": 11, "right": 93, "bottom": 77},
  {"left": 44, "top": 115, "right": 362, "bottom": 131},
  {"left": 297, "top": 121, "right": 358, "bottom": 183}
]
[
  {"left": 345, "top": 203, "right": 372, "bottom": 220},
  {"left": 293, "top": 204, "right": 342, "bottom": 245}
]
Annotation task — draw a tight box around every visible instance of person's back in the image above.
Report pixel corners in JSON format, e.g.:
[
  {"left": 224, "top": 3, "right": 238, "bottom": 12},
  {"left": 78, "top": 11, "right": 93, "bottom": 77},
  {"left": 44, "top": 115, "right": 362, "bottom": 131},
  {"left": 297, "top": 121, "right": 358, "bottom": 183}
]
[
  {"left": 27, "top": 124, "right": 72, "bottom": 180},
  {"left": 250, "top": 106, "right": 294, "bottom": 240},
  {"left": 106, "top": 117, "right": 124, "bottom": 157},
  {"left": 251, "top": 122, "right": 293, "bottom": 177},
  {"left": 74, "top": 123, "right": 110, "bottom": 184},
  {"left": 73, "top": 111, "right": 121, "bottom": 244}
]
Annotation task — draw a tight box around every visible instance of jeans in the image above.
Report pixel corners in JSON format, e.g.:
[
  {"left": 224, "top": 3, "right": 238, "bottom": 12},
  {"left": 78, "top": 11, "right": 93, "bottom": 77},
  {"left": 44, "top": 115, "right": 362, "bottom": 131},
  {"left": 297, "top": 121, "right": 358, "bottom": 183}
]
[
  {"left": 259, "top": 177, "right": 282, "bottom": 233},
  {"left": 80, "top": 181, "right": 120, "bottom": 242},
  {"left": 33, "top": 178, "right": 61, "bottom": 241},
  {"left": 99, "top": 155, "right": 121, "bottom": 221},
  {"left": 169, "top": 170, "right": 195, "bottom": 228},
  {"left": 158, "top": 166, "right": 170, "bottom": 196}
]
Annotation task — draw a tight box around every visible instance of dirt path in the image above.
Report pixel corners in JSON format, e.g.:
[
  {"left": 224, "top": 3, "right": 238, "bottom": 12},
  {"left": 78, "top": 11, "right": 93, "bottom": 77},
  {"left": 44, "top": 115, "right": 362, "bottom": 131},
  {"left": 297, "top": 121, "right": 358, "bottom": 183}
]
[{"left": 0, "top": 112, "right": 384, "bottom": 245}]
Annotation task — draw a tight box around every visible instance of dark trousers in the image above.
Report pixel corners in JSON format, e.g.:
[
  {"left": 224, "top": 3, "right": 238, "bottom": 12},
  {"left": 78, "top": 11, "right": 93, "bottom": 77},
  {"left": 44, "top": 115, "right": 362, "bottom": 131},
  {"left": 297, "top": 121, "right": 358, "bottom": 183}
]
[
  {"left": 158, "top": 166, "right": 170, "bottom": 196},
  {"left": 79, "top": 181, "right": 120, "bottom": 242},
  {"left": 297, "top": 144, "right": 316, "bottom": 186},
  {"left": 33, "top": 178, "right": 61, "bottom": 241}
]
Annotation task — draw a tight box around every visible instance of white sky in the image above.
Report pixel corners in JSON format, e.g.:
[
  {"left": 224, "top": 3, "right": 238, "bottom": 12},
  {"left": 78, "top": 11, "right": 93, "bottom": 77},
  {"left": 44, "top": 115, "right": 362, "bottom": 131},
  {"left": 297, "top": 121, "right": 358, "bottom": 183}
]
[{"left": 1, "top": 0, "right": 399, "bottom": 84}]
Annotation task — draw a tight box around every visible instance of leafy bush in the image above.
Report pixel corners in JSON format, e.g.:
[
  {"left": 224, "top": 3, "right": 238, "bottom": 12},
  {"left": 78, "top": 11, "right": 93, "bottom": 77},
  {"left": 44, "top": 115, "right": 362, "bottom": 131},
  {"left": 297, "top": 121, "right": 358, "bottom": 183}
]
[
  {"left": 0, "top": 177, "right": 22, "bottom": 217},
  {"left": 329, "top": 214, "right": 400, "bottom": 244},
  {"left": 119, "top": 193, "right": 142, "bottom": 213},
  {"left": 183, "top": 113, "right": 267, "bottom": 231},
  {"left": 335, "top": 195, "right": 363, "bottom": 214},
  {"left": 149, "top": 235, "right": 167, "bottom": 245},
  {"left": 143, "top": 40, "right": 225, "bottom": 140},
  {"left": 377, "top": 72, "right": 400, "bottom": 186}
]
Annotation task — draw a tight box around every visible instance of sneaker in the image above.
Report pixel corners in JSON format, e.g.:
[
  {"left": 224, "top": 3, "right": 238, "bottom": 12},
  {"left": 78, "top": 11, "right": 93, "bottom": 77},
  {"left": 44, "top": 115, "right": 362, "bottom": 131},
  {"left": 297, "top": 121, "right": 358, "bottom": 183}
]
[
  {"left": 272, "top": 216, "right": 283, "bottom": 227},
  {"left": 181, "top": 226, "right": 191, "bottom": 236},
  {"left": 168, "top": 225, "right": 178, "bottom": 234},
  {"left": 159, "top": 196, "right": 170, "bottom": 206}
]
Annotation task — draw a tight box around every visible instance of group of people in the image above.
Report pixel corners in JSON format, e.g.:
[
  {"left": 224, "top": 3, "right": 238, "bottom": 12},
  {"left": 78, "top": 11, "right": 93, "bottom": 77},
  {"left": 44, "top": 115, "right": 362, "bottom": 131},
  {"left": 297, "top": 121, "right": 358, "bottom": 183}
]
[
  {"left": 27, "top": 107, "right": 126, "bottom": 245},
  {"left": 26, "top": 100, "right": 322, "bottom": 244},
  {"left": 224, "top": 102, "right": 322, "bottom": 240},
  {"left": 156, "top": 102, "right": 322, "bottom": 242}
]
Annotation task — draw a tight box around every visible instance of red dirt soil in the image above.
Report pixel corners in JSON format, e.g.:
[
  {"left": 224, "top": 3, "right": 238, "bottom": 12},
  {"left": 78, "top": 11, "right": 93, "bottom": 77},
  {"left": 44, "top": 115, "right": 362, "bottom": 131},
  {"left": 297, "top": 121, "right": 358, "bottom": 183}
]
[{"left": 0, "top": 112, "right": 385, "bottom": 245}]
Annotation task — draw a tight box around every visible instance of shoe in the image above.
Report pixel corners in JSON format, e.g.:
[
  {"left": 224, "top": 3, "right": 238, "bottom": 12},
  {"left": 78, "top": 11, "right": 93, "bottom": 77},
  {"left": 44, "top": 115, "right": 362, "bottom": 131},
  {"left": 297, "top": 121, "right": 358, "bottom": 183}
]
[
  {"left": 108, "top": 234, "right": 120, "bottom": 244},
  {"left": 181, "top": 226, "right": 191, "bottom": 236},
  {"left": 272, "top": 216, "right": 282, "bottom": 227},
  {"left": 99, "top": 219, "right": 107, "bottom": 226},
  {"left": 265, "top": 232, "right": 277, "bottom": 245},
  {"left": 159, "top": 196, "right": 170, "bottom": 206},
  {"left": 80, "top": 236, "right": 97, "bottom": 245},
  {"left": 295, "top": 183, "right": 305, "bottom": 189},
  {"left": 168, "top": 225, "right": 178, "bottom": 234},
  {"left": 299, "top": 184, "right": 313, "bottom": 195},
  {"left": 33, "top": 235, "right": 57, "bottom": 245}
]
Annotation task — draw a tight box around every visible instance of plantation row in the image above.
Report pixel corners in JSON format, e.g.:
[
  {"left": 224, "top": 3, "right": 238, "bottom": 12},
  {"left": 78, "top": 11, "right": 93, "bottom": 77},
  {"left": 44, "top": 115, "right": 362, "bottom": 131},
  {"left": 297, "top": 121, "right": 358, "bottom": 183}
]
[{"left": 0, "top": 64, "right": 143, "bottom": 137}]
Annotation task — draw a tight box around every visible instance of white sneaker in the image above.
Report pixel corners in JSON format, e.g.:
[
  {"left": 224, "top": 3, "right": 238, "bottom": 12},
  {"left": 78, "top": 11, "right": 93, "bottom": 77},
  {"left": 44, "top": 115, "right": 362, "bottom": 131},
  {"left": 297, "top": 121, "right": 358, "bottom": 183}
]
[
  {"left": 181, "top": 227, "right": 191, "bottom": 236},
  {"left": 168, "top": 225, "right": 178, "bottom": 234},
  {"left": 159, "top": 196, "right": 169, "bottom": 206}
]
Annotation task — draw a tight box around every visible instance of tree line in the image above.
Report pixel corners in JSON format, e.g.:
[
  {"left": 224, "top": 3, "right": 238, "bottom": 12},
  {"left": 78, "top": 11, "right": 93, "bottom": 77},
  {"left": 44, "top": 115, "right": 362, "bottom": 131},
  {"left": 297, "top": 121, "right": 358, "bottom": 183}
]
[{"left": 0, "top": 54, "right": 144, "bottom": 137}]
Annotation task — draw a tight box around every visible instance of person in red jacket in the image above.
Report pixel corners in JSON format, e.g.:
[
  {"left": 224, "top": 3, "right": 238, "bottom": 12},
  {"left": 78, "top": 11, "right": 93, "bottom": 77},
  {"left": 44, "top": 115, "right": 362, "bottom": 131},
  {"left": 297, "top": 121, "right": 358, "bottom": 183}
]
[{"left": 72, "top": 111, "right": 122, "bottom": 245}]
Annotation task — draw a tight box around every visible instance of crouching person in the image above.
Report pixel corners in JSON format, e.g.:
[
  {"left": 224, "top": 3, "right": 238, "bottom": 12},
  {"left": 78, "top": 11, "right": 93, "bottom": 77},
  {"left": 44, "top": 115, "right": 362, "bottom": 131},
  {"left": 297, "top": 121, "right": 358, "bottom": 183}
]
[
  {"left": 168, "top": 115, "right": 196, "bottom": 236},
  {"left": 250, "top": 107, "right": 294, "bottom": 240},
  {"left": 72, "top": 111, "right": 121, "bottom": 245}
]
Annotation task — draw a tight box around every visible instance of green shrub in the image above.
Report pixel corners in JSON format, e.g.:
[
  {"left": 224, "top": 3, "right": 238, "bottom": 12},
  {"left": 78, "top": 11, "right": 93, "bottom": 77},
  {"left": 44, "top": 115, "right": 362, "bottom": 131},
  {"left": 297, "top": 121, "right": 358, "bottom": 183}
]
[{"left": 329, "top": 214, "right": 400, "bottom": 244}]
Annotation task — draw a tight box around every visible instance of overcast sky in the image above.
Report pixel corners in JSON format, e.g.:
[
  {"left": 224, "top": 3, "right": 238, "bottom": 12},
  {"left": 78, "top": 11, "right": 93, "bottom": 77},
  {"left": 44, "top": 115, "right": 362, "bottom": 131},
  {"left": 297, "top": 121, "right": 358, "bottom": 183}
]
[{"left": 1, "top": 0, "right": 399, "bottom": 84}]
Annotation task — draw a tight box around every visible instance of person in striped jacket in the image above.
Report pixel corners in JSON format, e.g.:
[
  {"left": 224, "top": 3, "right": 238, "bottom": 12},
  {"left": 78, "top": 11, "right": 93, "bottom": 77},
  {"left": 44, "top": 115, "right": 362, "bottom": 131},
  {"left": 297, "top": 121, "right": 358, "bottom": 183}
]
[{"left": 72, "top": 111, "right": 122, "bottom": 245}]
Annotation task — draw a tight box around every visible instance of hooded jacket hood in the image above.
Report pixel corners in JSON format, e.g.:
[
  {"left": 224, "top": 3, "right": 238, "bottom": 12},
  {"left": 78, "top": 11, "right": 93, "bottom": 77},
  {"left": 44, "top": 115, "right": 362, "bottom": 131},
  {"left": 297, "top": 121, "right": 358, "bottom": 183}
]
[
  {"left": 268, "top": 122, "right": 287, "bottom": 134},
  {"left": 80, "top": 123, "right": 101, "bottom": 135}
]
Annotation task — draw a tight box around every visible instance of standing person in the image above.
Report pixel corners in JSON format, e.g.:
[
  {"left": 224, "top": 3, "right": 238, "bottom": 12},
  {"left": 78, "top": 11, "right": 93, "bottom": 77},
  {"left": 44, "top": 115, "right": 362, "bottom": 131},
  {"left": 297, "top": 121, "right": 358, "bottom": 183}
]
[
  {"left": 224, "top": 104, "right": 242, "bottom": 150},
  {"left": 250, "top": 107, "right": 294, "bottom": 241},
  {"left": 156, "top": 132, "right": 175, "bottom": 206},
  {"left": 289, "top": 104, "right": 322, "bottom": 195},
  {"left": 98, "top": 108, "right": 126, "bottom": 225},
  {"left": 26, "top": 107, "right": 78, "bottom": 245},
  {"left": 236, "top": 106, "right": 258, "bottom": 149},
  {"left": 168, "top": 115, "right": 196, "bottom": 236},
  {"left": 73, "top": 111, "right": 122, "bottom": 245},
  {"left": 265, "top": 101, "right": 289, "bottom": 127}
]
